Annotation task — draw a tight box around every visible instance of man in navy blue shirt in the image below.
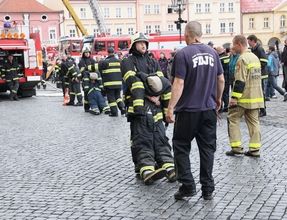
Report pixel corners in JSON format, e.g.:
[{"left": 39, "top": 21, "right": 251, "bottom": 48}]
[{"left": 166, "top": 21, "right": 225, "bottom": 200}]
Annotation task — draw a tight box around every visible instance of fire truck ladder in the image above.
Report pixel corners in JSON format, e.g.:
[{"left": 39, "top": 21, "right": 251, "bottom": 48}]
[
  {"left": 61, "top": 0, "right": 88, "bottom": 36},
  {"left": 88, "top": 0, "right": 107, "bottom": 35}
]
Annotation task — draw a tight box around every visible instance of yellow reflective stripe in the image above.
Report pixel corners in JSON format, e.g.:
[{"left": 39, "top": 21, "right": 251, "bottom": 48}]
[
  {"left": 133, "top": 99, "right": 144, "bottom": 106},
  {"left": 223, "top": 59, "right": 230, "bottom": 64},
  {"left": 76, "top": 93, "right": 82, "bottom": 96},
  {"left": 261, "top": 75, "right": 268, "bottom": 79},
  {"left": 102, "top": 68, "right": 121, "bottom": 74},
  {"left": 80, "top": 67, "right": 85, "bottom": 72},
  {"left": 84, "top": 100, "right": 89, "bottom": 104},
  {"left": 98, "top": 77, "right": 102, "bottom": 80},
  {"left": 156, "top": 71, "right": 164, "bottom": 77},
  {"left": 231, "top": 141, "right": 241, "bottom": 147},
  {"left": 70, "top": 92, "right": 76, "bottom": 95},
  {"left": 249, "top": 143, "right": 261, "bottom": 148},
  {"left": 162, "top": 163, "right": 174, "bottom": 169},
  {"left": 128, "top": 106, "right": 134, "bottom": 113},
  {"left": 153, "top": 112, "right": 163, "bottom": 122},
  {"left": 13, "top": 77, "right": 19, "bottom": 80},
  {"left": 109, "top": 102, "right": 117, "bottom": 107},
  {"left": 247, "top": 62, "right": 261, "bottom": 69},
  {"left": 116, "top": 98, "right": 123, "bottom": 103},
  {"left": 231, "top": 92, "right": 242, "bottom": 98},
  {"left": 103, "top": 106, "right": 110, "bottom": 111},
  {"left": 140, "top": 166, "right": 155, "bottom": 175},
  {"left": 108, "top": 62, "right": 120, "bottom": 67},
  {"left": 163, "top": 108, "right": 168, "bottom": 114},
  {"left": 123, "top": 70, "right": 136, "bottom": 81},
  {"left": 238, "top": 98, "right": 264, "bottom": 104},
  {"left": 11, "top": 90, "right": 17, "bottom": 93},
  {"left": 131, "top": 81, "right": 144, "bottom": 91},
  {"left": 103, "top": 81, "right": 122, "bottom": 86},
  {"left": 161, "top": 92, "right": 171, "bottom": 100},
  {"left": 260, "top": 58, "right": 268, "bottom": 63},
  {"left": 68, "top": 65, "right": 75, "bottom": 70},
  {"left": 83, "top": 78, "right": 90, "bottom": 81}
]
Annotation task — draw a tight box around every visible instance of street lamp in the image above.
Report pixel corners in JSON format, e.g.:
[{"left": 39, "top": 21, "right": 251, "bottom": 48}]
[{"left": 168, "top": 0, "right": 187, "bottom": 44}]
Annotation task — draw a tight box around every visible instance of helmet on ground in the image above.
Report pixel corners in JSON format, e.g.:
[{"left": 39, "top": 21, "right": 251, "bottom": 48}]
[
  {"left": 130, "top": 32, "right": 149, "bottom": 50},
  {"left": 90, "top": 72, "right": 98, "bottom": 80}
]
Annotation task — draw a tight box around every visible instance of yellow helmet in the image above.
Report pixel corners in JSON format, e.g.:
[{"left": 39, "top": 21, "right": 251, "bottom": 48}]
[{"left": 130, "top": 32, "right": 149, "bottom": 49}]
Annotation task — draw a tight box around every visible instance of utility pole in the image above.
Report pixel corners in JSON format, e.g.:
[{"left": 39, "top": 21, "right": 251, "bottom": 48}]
[{"left": 168, "top": 0, "right": 187, "bottom": 44}]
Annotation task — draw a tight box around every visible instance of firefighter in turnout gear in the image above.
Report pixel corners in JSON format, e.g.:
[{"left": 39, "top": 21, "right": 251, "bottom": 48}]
[
  {"left": 78, "top": 48, "right": 98, "bottom": 112},
  {"left": 247, "top": 35, "right": 268, "bottom": 117},
  {"left": 2, "top": 54, "right": 20, "bottom": 101},
  {"left": 82, "top": 71, "right": 110, "bottom": 115},
  {"left": 121, "top": 32, "right": 175, "bottom": 185},
  {"left": 98, "top": 47, "right": 125, "bottom": 116},
  {"left": 216, "top": 47, "right": 230, "bottom": 112},
  {"left": 61, "top": 54, "right": 83, "bottom": 106},
  {"left": 226, "top": 35, "right": 264, "bottom": 158}
]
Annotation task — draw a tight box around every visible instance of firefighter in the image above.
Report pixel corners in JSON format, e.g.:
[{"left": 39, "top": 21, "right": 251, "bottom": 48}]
[
  {"left": 82, "top": 71, "right": 110, "bottom": 115},
  {"left": 99, "top": 47, "right": 125, "bottom": 116},
  {"left": 78, "top": 48, "right": 98, "bottom": 112},
  {"left": 216, "top": 47, "right": 230, "bottom": 112},
  {"left": 247, "top": 35, "right": 268, "bottom": 117},
  {"left": 3, "top": 54, "right": 20, "bottom": 101},
  {"left": 121, "top": 32, "right": 175, "bottom": 185},
  {"left": 53, "top": 58, "right": 64, "bottom": 95},
  {"left": 61, "top": 54, "right": 83, "bottom": 106},
  {"left": 226, "top": 35, "right": 264, "bottom": 157}
]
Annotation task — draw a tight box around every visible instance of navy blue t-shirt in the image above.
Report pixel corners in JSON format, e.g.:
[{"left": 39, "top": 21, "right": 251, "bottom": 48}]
[{"left": 173, "top": 43, "right": 223, "bottom": 112}]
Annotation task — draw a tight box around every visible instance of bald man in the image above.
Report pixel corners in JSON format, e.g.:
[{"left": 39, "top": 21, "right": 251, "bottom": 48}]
[{"left": 166, "top": 21, "right": 224, "bottom": 200}]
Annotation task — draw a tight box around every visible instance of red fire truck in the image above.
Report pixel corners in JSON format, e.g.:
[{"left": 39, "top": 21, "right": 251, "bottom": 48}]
[
  {"left": 0, "top": 29, "right": 43, "bottom": 97},
  {"left": 59, "top": 36, "right": 82, "bottom": 63},
  {"left": 81, "top": 34, "right": 184, "bottom": 60}
]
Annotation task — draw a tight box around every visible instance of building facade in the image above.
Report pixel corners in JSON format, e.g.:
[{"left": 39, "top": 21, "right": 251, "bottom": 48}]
[
  {"left": 188, "top": 0, "right": 241, "bottom": 47},
  {"left": 241, "top": 0, "right": 287, "bottom": 49},
  {"left": 0, "top": 0, "right": 63, "bottom": 45}
]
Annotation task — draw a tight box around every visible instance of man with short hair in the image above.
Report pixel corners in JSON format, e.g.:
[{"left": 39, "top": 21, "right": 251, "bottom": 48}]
[
  {"left": 226, "top": 35, "right": 264, "bottom": 157},
  {"left": 247, "top": 35, "right": 268, "bottom": 117},
  {"left": 166, "top": 21, "right": 225, "bottom": 200},
  {"left": 281, "top": 39, "right": 287, "bottom": 91}
]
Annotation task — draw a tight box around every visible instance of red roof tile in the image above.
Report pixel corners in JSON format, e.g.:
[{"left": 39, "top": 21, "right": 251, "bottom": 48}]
[
  {"left": 0, "top": 0, "right": 55, "bottom": 13},
  {"left": 241, "top": 0, "right": 284, "bottom": 13}
]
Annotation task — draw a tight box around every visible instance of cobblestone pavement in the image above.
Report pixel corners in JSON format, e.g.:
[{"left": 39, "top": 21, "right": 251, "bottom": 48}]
[{"left": 1, "top": 82, "right": 287, "bottom": 220}]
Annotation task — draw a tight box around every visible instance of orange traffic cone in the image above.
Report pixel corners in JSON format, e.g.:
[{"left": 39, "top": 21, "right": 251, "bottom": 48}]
[{"left": 63, "top": 88, "right": 70, "bottom": 105}]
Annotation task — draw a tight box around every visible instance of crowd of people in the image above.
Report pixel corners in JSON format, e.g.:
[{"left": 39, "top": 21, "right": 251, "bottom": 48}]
[{"left": 3, "top": 20, "right": 287, "bottom": 201}]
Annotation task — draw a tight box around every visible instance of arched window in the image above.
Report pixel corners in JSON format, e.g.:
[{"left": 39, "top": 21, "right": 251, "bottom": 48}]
[{"left": 280, "top": 15, "right": 286, "bottom": 28}]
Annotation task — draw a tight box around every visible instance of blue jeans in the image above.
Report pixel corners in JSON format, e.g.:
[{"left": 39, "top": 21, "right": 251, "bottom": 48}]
[
  {"left": 267, "top": 75, "right": 285, "bottom": 96},
  {"left": 87, "top": 89, "right": 107, "bottom": 111}
]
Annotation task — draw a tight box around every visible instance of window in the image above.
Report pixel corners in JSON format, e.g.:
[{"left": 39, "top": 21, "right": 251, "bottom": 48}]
[
  {"left": 118, "top": 41, "right": 129, "bottom": 50},
  {"left": 280, "top": 15, "right": 286, "bottom": 28},
  {"left": 229, "top": 22, "right": 234, "bottom": 33},
  {"left": 249, "top": 18, "right": 254, "bottom": 29},
  {"left": 145, "top": 5, "right": 151, "bottom": 14},
  {"left": 127, "top": 8, "right": 133, "bottom": 18},
  {"left": 264, "top": 17, "right": 269, "bottom": 28},
  {"left": 145, "top": 25, "right": 152, "bottom": 34},
  {"left": 93, "top": 28, "right": 100, "bottom": 36},
  {"left": 69, "top": 29, "right": 76, "bottom": 37},
  {"left": 205, "top": 24, "right": 211, "bottom": 34},
  {"left": 107, "top": 41, "right": 115, "bottom": 48},
  {"left": 168, "top": 24, "right": 174, "bottom": 31},
  {"left": 220, "top": 22, "right": 225, "bottom": 33},
  {"left": 196, "top": 4, "right": 201, "bottom": 13},
  {"left": 220, "top": 3, "right": 224, "bottom": 12},
  {"left": 128, "top": 27, "right": 134, "bottom": 35},
  {"left": 80, "top": 8, "right": 86, "bottom": 19},
  {"left": 116, "top": 8, "right": 121, "bottom": 18},
  {"left": 154, "top": 5, "right": 160, "bottom": 14},
  {"left": 104, "top": 8, "right": 109, "bottom": 18},
  {"left": 106, "top": 28, "right": 111, "bottom": 35},
  {"left": 228, "top": 3, "right": 233, "bottom": 12},
  {"left": 94, "top": 41, "right": 106, "bottom": 52},
  {"left": 205, "top": 3, "right": 210, "bottom": 13},
  {"left": 49, "top": 29, "right": 56, "bottom": 41},
  {"left": 155, "top": 25, "right": 160, "bottom": 33},
  {"left": 116, "top": 28, "right": 122, "bottom": 35}
]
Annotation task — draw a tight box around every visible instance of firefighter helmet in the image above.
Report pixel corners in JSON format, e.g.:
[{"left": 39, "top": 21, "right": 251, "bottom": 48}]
[
  {"left": 130, "top": 33, "right": 149, "bottom": 49},
  {"left": 90, "top": 72, "right": 98, "bottom": 80}
]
